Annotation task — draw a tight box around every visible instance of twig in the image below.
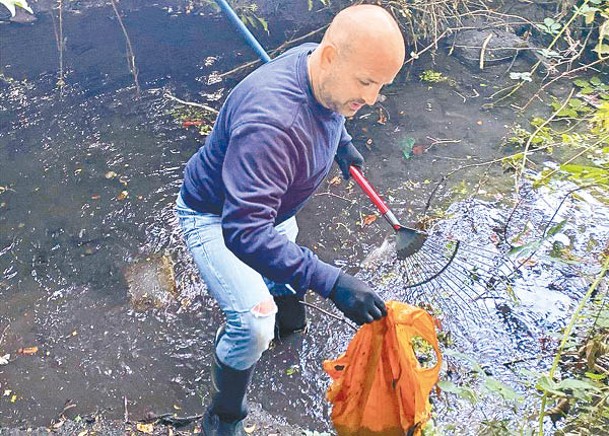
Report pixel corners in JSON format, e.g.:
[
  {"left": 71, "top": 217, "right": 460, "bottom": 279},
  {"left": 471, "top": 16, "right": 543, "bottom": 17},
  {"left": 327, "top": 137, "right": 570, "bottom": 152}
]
[
  {"left": 110, "top": 0, "right": 141, "bottom": 97},
  {"left": 140, "top": 412, "right": 205, "bottom": 426},
  {"left": 124, "top": 396, "right": 129, "bottom": 423},
  {"left": 519, "top": 58, "right": 607, "bottom": 111},
  {"left": 479, "top": 33, "right": 493, "bottom": 70},
  {"left": 314, "top": 191, "right": 357, "bottom": 204},
  {"left": 0, "top": 324, "right": 8, "bottom": 346},
  {"left": 50, "top": 1, "right": 65, "bottom": 95},
  {"left": 299, "top": 300, "right": 357, "bottom": 332},
  {"left": 220, "top": 25, "right": 328, "bottom": 78},
  {"left": 404, "top": 29, "right": 450, "bottom": 64},
  {"left": 163, "top": 92, "right": 219, "bottom": 114},
  {"left": 515, "top": 88, "right": 575, "bottom": 192}
]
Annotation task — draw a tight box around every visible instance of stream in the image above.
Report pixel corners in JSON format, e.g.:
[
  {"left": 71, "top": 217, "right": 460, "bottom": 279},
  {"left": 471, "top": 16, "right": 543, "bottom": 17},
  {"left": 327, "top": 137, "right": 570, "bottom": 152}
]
[{"left": 1, "top": 3, "right": 608, "bottom": 434}]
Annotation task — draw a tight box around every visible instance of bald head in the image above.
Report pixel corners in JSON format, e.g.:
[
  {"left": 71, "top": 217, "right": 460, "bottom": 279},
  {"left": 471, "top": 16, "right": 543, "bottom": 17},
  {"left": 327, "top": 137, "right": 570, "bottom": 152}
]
[
  {"left": 308, "top": 5, "right": 405, "bottom": 116},
  {"left": 322, "top": 4, "right": 405, "bottom": 66}
]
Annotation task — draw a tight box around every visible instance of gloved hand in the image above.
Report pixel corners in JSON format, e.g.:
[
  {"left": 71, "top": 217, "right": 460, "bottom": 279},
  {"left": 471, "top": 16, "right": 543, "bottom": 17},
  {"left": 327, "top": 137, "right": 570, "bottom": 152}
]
[
  {"left": 329, "top": 272, "right": 387, "bottom": 325},
  {"left": 334, "top": 142, "right": 364, "bottom": 180}
]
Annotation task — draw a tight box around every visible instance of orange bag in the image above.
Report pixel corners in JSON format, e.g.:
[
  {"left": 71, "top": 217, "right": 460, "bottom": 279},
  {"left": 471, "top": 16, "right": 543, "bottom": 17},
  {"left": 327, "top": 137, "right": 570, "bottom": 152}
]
[{"left": 323, "top": 301, "right": 442, "bottom": 436}]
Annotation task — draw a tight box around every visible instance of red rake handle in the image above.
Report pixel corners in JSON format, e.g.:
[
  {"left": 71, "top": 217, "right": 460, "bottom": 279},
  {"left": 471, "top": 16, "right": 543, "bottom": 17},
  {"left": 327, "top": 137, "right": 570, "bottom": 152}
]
[{"left": 349, "top": 166, "right": 390, "bottom": 214}]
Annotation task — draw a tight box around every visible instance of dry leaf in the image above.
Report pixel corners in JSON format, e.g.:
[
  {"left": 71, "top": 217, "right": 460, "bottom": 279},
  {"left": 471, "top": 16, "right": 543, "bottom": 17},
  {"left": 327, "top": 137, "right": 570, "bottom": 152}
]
[
  {"left": 105, "top": 171, "right": 117, "bottom": 179},
  {"left": 17, "top": 346, "right": 38, "bottom": 355},
  {"left": 244, "top": 423, "right": 256, "bottom": 434},
  {"left": 0, "top": 354, "right": 9, "bottom": 365},
  {"left": 136, "top": 423, "right": 154, "bottom": 434},
  {"left": 328, "top": 176, "right": 342, "bottom": 186},
  {"left": 117, "top": 190, "right": 129, "bottom": 201},
  {"left": 377, "top": 108, "right": 387, "bottom": 125},
  {"left": 362, "top": 214, "right": 378, "bottom": 226},
  {"left": 412, "top": 145, "right": 425, "bottom": 156}
]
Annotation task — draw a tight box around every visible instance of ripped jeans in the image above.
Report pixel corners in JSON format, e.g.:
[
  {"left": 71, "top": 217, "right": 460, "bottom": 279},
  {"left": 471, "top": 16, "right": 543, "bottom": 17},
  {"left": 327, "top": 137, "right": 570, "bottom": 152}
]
[{"left": 175, "top": 193, "right": 298, "bottom": 371}]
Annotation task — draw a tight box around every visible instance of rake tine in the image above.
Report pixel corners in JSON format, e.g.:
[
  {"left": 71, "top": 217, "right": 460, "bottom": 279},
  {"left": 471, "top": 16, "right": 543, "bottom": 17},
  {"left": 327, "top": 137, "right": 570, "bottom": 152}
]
[
  {"left": 448, "top": 257, "right": 504, "bottom": 285},
  {"left": 415, "top": 250, "right": 490, "bottom": 303},
  {"left": 442, "top": 255, "right": 510, "bottom": 300},
  {"left": 413, "top": 275, "right": 477, "bottom": 326},
  {"left": 417, "top": 247, "right": 504, "bottom": 305},
  {"left": 423, "top": 239, "right": 500, "bottom": 266},
  {"left": 406, "top": 251, "right": 484, "bottom": 307}
]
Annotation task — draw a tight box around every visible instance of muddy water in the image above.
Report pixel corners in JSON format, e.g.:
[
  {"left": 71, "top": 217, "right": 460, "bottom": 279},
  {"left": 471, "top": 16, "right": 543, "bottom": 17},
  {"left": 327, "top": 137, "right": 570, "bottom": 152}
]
[{"left": 1, "top": 5, "right": 608, "bottom": 434}]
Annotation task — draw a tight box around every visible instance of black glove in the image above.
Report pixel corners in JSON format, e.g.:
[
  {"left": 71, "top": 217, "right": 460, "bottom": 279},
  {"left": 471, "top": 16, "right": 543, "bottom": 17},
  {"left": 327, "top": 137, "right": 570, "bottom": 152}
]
[
  {"left": 334, "top": 142, "right": 364, "bottom": 180},
  {"left": 329, "top": 272, "right": 387, "bottom": 325}
]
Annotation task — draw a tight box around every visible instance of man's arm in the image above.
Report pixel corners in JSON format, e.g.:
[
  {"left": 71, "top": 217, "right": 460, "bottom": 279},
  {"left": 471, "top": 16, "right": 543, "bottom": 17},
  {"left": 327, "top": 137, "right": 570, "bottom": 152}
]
[{"left": 221, "top": 122, "right": 340, "bottom": 297}]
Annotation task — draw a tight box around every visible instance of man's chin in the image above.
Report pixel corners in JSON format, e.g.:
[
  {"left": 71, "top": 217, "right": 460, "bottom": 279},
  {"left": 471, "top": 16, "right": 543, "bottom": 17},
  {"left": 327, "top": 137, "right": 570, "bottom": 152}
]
[{"left": 340, "top": 107, "right": 360, "bottom": 117}]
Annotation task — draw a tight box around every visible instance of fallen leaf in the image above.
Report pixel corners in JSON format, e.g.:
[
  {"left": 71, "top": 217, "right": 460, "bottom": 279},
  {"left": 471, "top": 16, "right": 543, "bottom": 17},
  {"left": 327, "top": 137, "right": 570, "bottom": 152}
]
[
  {"left": 105, "top": 171, "right": 117, "bottom": 179},
  {"left": 0, "top": 354, "right": 9, "bottom": 365},
  {"left": 17, "top": 346, "right": 38, "bottom": 355},
  {"left": 10, "top": 394, "right": 17, "bottom": 403},
  {"left": 77, "top": 431, "right": 88, "bottom": 436},
  {"left": 377, "top": 108, "right": 387, "bottom": 125},
  {"left": 362, "top": 214, "right": 378, "bottom": 226},
  {"left": 136, "top": 423, "right": 154, "bottom": 434},
  {"left": 91, "top": 194, "right": 101, "bottom": 200},
  {"left": 3, "top": 390, "right": 11, "bottom": 397},
  {"left": 182, "top": 120, "right": 203, "bottom": 127},
  {"left": 328, "top": 176, "right": 342, "bottom": 186},
  {"left": 116, "top": 190, "right": 129, "bottom": 201},
  {"left": 412, "top": 145, "right": 425, "bottom": 156},
  {"left": 244, "top": 423, "right": 256, "bottom": 434}
]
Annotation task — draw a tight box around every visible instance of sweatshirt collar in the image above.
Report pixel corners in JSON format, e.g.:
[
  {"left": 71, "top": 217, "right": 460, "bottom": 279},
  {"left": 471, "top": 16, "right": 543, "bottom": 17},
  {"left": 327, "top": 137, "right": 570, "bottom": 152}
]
[{"left": 298, "top": 47, "right": 337, "bottom": 119}]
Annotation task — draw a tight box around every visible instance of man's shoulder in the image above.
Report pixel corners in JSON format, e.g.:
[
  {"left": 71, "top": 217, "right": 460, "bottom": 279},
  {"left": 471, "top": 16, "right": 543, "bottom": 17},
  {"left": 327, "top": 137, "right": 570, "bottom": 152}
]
[{"left": 227, "top": 44, "right": 318, "bottom": 131}]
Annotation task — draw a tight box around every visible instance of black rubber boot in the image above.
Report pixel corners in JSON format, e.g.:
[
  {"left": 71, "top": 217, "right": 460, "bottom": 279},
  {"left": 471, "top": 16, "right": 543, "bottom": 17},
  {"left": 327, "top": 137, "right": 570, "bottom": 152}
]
[
  {"left": 273, "top": 294, "right": 307, "bottom": 338},
  {"left": 201, "top": 341, "right": 255, "bottom": 435}
]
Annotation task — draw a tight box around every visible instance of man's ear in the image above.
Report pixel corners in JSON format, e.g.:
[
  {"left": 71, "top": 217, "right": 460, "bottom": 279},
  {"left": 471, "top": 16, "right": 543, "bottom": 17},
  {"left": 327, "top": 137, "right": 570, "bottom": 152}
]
[{"left": 320, "top": 44, "right": 337, "bottom": 70}]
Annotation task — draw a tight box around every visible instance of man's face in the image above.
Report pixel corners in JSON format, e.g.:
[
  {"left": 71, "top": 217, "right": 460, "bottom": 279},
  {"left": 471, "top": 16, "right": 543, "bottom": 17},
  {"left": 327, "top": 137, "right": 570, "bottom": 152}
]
[{"left": 319, "top": 45, "right": 401, "bottom": 117}]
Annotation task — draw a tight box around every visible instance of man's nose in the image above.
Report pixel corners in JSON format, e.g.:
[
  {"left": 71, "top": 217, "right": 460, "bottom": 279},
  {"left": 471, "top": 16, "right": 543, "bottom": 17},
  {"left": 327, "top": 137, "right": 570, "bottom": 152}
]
[{"left": 362, "top": 85, "right": 382, "bottom": 106}]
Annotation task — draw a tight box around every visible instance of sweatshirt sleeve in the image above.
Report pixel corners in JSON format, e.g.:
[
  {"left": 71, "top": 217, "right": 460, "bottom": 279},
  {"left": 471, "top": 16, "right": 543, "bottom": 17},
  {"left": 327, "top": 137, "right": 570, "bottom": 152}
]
[{"left": 220, "top": 122, "right": 340, "bottom": 297}]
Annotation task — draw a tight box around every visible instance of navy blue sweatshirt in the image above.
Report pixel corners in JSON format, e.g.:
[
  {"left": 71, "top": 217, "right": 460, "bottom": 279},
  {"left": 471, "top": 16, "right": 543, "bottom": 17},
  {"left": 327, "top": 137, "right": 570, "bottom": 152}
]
[{"left": 180, "top": 43, "right": 352, "bottom": 297}]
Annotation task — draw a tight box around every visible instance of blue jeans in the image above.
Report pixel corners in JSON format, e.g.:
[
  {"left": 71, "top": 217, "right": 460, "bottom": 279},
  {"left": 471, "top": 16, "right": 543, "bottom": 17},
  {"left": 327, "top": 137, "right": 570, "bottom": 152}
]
[{"left": 175, "top": 194, "right": 299, "bottom": 370}]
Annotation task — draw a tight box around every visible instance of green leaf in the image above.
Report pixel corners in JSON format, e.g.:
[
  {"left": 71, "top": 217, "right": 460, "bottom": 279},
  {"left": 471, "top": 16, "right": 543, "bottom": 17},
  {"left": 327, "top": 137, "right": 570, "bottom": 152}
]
[
  {"left": 400, "top": 137, "right": 415, "bottom": 159},
  {"left": 0, "top": 0, "right": 33, "bottom": 16},
  {"left": 558, "top": 378, "right": 601, "bottom": 393},
  {"left": 484, "top": 377, "right": 523, "bottom": 402},
  {"left": 437, "top": 380, "right": 478, "bottom": 404},
  {"left": 573, "top": 78, "right": 589, "bottom": 88},
  {"left": 536, "top": 375, "right": 565, "bottom": 397},
  {"left": 546, "top": 220, "right": 567, "bottom": 237},
  {"left": 257, "top": 17, "right": 269, "bottom": 34},
  {"left": 585, "top": 372, "right": 607, "bottom": 381}
]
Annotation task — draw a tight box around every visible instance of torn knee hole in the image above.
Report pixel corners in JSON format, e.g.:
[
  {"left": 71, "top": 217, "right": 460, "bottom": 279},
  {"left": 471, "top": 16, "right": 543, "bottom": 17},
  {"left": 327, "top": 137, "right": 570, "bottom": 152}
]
[{"left": 250, "top": 297, "right": 277, "bottom": 317}]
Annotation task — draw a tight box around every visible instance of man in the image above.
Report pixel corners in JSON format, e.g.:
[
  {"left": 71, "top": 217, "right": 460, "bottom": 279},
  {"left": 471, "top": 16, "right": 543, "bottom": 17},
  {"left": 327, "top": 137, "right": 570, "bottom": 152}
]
[{"left": 176, "top": 4, "right": 405, "bottom": 435}]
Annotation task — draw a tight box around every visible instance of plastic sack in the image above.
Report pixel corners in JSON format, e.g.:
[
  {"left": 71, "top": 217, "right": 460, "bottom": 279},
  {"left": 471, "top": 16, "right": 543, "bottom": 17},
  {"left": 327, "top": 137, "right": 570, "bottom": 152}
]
[{"left": 323, "top": 300, "right": 442, "bottom": 435}]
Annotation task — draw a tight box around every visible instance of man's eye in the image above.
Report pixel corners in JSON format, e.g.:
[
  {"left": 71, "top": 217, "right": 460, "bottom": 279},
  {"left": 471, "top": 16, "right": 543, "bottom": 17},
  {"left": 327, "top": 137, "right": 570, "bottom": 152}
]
[{"left": 359, "top": 80, "right": 370, "bottom": 86}]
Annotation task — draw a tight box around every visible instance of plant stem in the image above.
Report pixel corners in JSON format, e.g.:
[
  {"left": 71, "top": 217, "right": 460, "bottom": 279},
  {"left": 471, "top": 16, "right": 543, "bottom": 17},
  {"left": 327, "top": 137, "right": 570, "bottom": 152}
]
[
  {"left": 537, "top": 254, "right": 609, "bottom": 434},
  {"left": 110, "top": 0, "right": 141, "bottom": 97}
]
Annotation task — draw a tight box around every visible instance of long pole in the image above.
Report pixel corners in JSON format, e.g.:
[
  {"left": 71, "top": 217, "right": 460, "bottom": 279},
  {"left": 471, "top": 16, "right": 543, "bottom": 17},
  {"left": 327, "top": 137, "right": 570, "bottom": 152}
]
[{"left": 214, "top": 0, "right": 271, "bottom": 63}]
